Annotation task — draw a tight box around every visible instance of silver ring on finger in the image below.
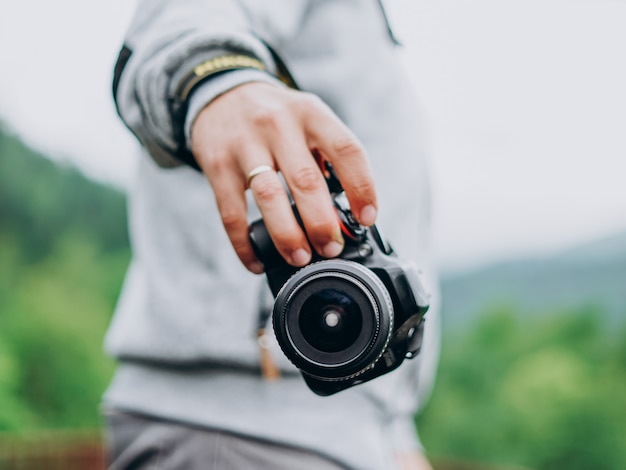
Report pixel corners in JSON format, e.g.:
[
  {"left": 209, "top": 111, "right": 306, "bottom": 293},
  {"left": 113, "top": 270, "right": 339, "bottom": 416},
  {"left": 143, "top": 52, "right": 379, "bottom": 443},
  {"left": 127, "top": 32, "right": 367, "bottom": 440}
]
[{"left": 246, "top": 165, "right": 276, "bottom": 188}]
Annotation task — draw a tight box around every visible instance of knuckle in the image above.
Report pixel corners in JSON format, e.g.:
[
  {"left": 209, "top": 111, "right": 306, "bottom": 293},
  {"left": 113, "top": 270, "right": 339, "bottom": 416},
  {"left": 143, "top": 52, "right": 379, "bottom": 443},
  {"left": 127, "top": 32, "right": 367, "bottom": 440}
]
[
  {"left": 290, "top": 166, "right": 322, "bottom": 194},
  {"left": 251, "top": 106, "right": 285, "bottom": 130},
  {"left": 252, "top": 177, "right": 284, "bottom": 203},
  {"left": 220, "top": 209, "right": 244, "bottom": 233},
  {"left": 232, "top": 239, "right": 253, "bottom": 260},
  {"left": 297, "top": 91, "right": 324, "bottom": 108},
  {"left": 203, "top": 151, "right": 231, "bottom": 174},
  {"left": 273, "top": 228, "right": 304, "bottom": 251},
  {"left": 230, "top": 236, "right": 248, "bottom": 254},
  {"left": 272, "top": 224, "right": 302, "bottom": 244},
  {"left": 352, "top": 180, "right": 376, "bottom": 200},
  {"left": 332, "top": 135, "right": 364, "bottom": 160},
  {"left": 226, "top": 131, "right": 249, "bottom": 151},
  {"left": 305, "top": 218, "right": 337, "bottom": 239}
]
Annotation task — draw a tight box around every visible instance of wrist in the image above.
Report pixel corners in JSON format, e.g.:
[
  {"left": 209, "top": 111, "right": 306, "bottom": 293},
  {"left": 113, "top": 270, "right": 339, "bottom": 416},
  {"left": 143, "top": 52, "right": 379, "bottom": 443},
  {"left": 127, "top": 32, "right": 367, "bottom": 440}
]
[
  {"left": 170, "top": 45, "right": 298, "bottom": 170},
  {"left": 185, "top": 70, "right": 284, "bottom": 152}
]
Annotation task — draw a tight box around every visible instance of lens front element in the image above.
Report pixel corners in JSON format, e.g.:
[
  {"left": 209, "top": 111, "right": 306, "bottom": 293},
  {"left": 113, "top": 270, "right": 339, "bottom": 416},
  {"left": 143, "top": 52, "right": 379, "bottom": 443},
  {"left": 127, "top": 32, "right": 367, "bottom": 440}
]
[{"left": 299, "top": 287, "right": 364, "bottom": 353}]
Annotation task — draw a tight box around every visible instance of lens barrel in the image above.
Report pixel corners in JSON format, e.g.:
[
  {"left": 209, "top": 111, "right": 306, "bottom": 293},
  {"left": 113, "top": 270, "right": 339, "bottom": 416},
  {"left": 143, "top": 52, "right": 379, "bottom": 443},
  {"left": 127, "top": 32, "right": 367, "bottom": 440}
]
[{"left": 273, "top": 260, "right": 394, "bottom": 381}]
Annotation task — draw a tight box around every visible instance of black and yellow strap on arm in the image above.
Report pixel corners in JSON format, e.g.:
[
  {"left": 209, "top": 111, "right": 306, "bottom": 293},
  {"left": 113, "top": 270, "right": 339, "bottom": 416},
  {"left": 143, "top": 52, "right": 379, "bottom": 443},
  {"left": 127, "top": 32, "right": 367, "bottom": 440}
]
[
  {"left": 169, "top": 41, "right": 300, "bottom": 170},
  {"left": 174, "top": 54, "right": 268, "bottom": 104},
  {"left": 111, "top": 40, "right": 299, "bottom": 171},
  {"left": 175, "top": 45, "right": 299, "bottom": 103}
]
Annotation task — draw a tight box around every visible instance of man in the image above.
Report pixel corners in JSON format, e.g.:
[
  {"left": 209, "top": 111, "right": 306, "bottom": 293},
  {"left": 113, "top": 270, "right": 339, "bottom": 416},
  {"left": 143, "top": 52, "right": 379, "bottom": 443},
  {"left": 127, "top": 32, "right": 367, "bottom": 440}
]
[{"left": 104, "top": 1, "right": 439, "bottom": 468}]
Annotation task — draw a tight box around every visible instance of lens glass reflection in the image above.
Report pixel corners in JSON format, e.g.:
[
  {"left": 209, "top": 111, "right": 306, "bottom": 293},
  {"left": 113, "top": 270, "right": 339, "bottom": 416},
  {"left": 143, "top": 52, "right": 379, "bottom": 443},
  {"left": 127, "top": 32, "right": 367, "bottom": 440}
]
[{"left": 299, "top": 288, "right": 363, "bottom": 353}]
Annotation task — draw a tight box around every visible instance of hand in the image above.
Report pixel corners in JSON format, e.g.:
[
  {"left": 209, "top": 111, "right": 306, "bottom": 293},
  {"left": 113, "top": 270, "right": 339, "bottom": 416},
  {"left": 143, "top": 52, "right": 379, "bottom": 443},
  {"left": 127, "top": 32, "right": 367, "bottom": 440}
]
[{"left": 190, "top": 82, "right": 378, "bottom": 273}]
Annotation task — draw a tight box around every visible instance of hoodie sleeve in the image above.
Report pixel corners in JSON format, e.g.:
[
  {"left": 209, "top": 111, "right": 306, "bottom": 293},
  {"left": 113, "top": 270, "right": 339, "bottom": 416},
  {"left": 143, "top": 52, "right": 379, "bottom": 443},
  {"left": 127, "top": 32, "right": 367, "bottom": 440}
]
[{"left": 112, "top": 0, "right": 298, "bottom": 169}]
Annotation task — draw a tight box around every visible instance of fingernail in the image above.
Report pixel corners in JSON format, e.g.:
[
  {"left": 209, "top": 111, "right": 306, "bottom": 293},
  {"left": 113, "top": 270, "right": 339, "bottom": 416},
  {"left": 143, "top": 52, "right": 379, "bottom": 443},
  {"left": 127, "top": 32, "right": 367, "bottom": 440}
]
[
  {"left": 249, "top": 261, "right": 265, "bottom": 274},
  {"left": 290, "top": 248, "right": 311, "bottom": 266},
  {"left": 322, "top": 241, "right": 343, "bottom": 258},
  {"left": 359, "top": 204, "right": 377, "bottom": 226}
]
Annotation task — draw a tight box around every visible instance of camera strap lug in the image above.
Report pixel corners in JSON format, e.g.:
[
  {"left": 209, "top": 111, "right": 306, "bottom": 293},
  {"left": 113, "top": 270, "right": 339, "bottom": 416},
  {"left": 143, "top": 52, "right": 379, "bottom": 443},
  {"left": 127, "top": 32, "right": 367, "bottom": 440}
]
[{"left": 390, "top": 314, "right": 425, "bottom": 359}]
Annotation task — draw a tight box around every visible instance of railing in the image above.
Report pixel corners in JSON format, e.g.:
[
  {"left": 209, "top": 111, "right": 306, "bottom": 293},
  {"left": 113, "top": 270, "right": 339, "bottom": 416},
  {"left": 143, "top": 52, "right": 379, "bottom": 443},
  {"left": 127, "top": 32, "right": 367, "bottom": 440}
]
[
  {"left": 0, "top": 431, "right": 104, "bottom": 470},
  {"left": 0, "top": 432, "right": 532, "bottom": 470}
]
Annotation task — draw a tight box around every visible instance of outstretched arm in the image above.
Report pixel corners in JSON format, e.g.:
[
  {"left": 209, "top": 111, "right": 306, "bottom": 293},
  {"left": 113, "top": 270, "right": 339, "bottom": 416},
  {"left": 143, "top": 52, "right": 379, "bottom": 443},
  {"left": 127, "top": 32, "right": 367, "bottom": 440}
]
[{"left": 114, "top": 0, "right": 378, "bottom": 273}]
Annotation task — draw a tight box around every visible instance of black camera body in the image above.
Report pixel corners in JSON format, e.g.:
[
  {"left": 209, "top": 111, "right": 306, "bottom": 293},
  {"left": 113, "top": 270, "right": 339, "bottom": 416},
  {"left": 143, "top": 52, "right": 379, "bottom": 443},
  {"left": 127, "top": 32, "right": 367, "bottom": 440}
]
[{"left": 249, "top": 191, "right": 429, "bottom": 396}]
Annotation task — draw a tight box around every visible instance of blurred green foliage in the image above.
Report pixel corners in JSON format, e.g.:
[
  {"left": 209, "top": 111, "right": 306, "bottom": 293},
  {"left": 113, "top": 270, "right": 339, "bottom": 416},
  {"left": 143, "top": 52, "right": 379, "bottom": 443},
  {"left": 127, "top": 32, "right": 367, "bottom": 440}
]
[
  {"left": 418, "top": 305, "right": 626, "bottom": 470},
  {"left": 1, "top": 126, "right": 624, "bottom": 468},
  {"left": 0, "top": 126, "right": 130, "bottom": 431}
]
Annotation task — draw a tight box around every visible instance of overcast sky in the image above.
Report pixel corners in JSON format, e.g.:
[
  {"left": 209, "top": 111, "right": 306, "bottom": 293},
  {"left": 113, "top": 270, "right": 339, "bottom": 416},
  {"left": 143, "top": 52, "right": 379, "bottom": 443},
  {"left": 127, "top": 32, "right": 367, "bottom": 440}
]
[{"left": 1, "top": 0, "right": 625, "bottom": 271}]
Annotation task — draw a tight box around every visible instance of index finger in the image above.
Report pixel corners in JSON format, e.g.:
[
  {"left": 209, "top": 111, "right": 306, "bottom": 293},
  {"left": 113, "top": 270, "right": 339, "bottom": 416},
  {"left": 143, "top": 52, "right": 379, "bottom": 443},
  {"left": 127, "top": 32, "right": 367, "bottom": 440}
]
[{"left": 301, "top": 98, "right": 378, "bottom": 226}]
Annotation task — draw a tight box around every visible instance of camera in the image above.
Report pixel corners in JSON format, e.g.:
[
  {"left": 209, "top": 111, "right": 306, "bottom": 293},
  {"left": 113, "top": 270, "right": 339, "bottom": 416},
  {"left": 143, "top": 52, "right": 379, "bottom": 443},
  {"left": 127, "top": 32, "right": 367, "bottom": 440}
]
[{"left": 249, "top": 169, "right": 429, "bottom": 396}]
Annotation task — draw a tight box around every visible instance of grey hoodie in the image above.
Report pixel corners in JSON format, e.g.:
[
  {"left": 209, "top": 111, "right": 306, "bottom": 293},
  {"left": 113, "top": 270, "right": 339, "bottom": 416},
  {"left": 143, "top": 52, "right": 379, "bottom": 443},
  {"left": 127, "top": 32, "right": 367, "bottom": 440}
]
[{"left": 104, "top": 1, "right": 440, "bottom": 468}]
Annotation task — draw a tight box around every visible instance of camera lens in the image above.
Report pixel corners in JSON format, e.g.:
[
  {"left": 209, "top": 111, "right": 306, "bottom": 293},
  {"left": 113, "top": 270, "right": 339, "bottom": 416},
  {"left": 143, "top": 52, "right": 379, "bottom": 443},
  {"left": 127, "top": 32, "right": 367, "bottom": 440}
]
[
  {"left": 299, "top": 288, "right": 363, "bottom": 353},
  {"left": 273, "top": 260, "right": 394, "bottom": 381}
]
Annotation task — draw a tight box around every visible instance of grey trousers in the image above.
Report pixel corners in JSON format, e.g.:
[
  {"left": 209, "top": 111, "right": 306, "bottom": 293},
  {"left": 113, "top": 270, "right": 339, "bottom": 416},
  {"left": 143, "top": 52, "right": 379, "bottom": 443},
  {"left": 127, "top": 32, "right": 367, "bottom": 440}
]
[{"left": 104, "top": 409, "right": 348, "bottom": 470}]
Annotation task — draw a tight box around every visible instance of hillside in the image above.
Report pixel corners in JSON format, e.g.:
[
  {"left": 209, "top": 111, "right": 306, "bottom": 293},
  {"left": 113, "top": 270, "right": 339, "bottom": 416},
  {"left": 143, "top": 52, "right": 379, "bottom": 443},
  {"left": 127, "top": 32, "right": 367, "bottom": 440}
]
[
  {"left": 0, "top": 126, "right": 130, "bottom": 430},
  {"left": 440, "top": 233, "right": 626, "bottom": 332}
]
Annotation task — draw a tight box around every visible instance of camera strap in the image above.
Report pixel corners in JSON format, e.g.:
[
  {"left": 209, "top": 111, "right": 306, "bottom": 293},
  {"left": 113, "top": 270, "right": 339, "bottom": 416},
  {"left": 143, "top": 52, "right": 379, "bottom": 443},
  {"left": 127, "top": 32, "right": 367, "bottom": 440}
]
[{"left": 256, "top": 284, "right": 281, "bottom": 381}]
